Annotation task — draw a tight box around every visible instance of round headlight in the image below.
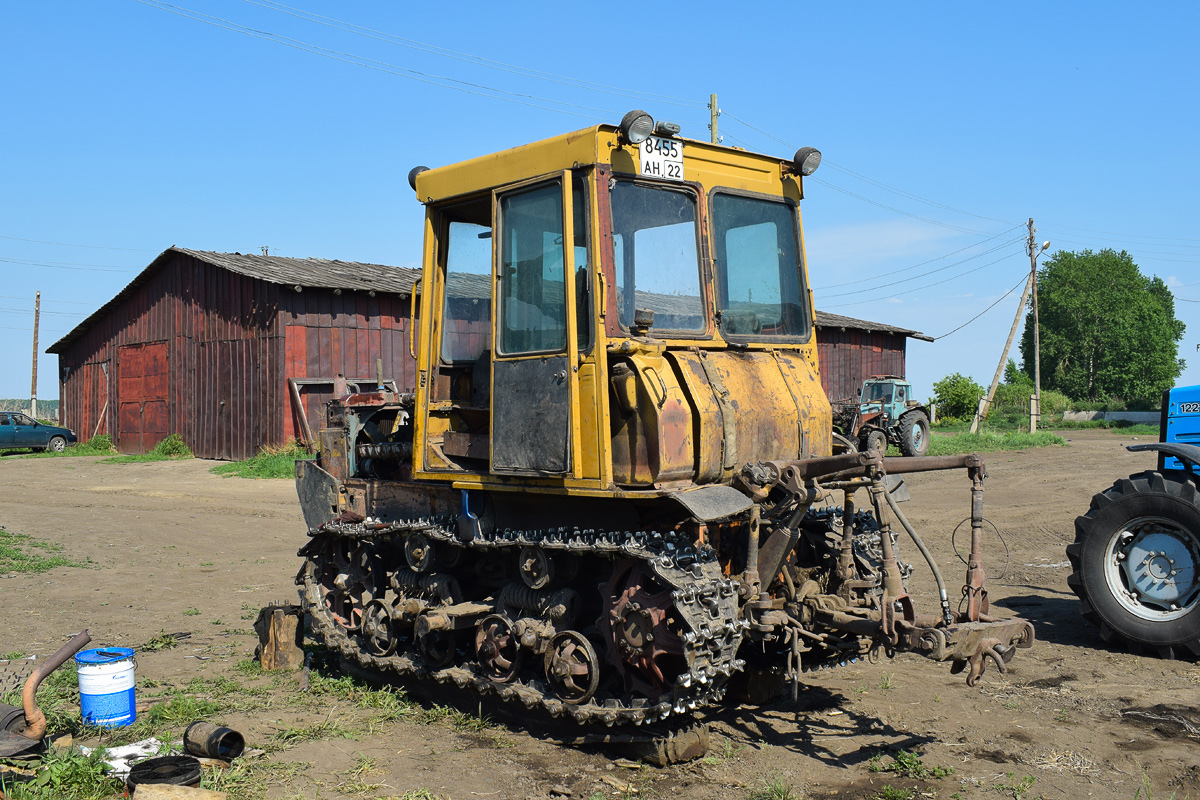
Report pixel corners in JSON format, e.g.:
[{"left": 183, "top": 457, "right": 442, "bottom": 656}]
[
  {"left": 408, "top": 166, "right": 429, "bottom": 191},
  {"left": 792, "top": 147, "right": 822, "bottom": 176},
  {"left": 619, "top": 110, "right": 655, "bottom": 145}
]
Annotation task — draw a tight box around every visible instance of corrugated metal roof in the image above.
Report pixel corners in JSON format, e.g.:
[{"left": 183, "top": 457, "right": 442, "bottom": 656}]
[
  {"left": 814, "top": 310, "right": 932, "bottom": 342},
  {"left": 48, "top": 247, "right": 420, "bottom": 354},
  {"left": 171, "top": 248, "right": 419, "bottom": 295}
]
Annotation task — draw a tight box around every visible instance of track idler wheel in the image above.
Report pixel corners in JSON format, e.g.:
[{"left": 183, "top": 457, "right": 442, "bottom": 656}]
[
  {"left": 544, "top": 630, "right": 600, "bottom": 705},
  {"left": 319, "top": 537, "right": 376, "bottom": 632},
  {"left": 475, "top": 615, "right": 522, "bottom": 683},
  {"left": 361, "top": 599, "right": 398, "bottom": 657}
]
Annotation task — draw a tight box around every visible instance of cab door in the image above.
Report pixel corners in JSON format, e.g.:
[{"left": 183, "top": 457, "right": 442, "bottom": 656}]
[{"left": 490, "top": 175, "right": 580, "bottom": 474}]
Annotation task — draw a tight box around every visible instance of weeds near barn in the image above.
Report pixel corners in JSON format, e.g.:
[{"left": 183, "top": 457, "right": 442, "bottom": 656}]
[
  {"left": 101, "top": 434, "right": 192, "bottom": 463},
  {"left": 210, "top": 439, "right": 312, "bottom": 479}
]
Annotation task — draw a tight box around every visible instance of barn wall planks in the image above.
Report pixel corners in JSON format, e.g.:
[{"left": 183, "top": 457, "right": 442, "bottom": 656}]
[
  {"left": 55, "top": 252, "right": 416, "bottom": 460},
  {"left": 814, "top": 328, "right": 907, "bottom": 403}
]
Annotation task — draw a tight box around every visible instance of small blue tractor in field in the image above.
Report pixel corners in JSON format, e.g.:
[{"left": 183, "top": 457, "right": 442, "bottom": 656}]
[
  {"left": 831, "top": 375, "right": 931, "bottom": 457},
  {"left": 1069, "top": 384, "right": 1200, "bottom": 658}
]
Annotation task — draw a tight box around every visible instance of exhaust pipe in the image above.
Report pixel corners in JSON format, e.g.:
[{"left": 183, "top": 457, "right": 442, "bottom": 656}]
[{"left": 17, "top": 630, "right": 92, "bottom": 741}]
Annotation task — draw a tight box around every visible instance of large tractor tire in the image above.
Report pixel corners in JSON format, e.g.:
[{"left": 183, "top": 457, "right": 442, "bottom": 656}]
[
  {"left": 898, "top": 410, "right": 930, "bottom": 457},
  {"left": 1067, "top": 471, "right": 1200, "bottom": 659}
]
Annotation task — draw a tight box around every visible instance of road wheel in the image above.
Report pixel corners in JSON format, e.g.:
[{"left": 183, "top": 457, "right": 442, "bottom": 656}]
[
  {"left": 47, "top": 436, "right": 66, "bottom": 453},
  {"left": 898, "top": 411, "right": 930, "bottom": 457},
  {"left": 1067, "top": 471, "right": 1200, "bottom": 659},
  {"left": 864, "top": 430, "right": 888, "bottom": 455}
]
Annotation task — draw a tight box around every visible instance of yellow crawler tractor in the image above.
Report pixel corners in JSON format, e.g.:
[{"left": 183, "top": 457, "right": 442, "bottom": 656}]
[{"left": 295, "top": 111, "right": 1034, "bottom": 725}]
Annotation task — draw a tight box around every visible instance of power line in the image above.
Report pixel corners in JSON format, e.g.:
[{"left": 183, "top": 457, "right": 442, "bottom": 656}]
[
  {"left": 243, "top": 0, "right": 706, "bottom": 110},
  {"left": 821, "top": 162, "right": 1017, "bottom": 225},
  {"left": 135, "top": 0, "right": 622, "bottom": 121},
  {"left": 930, "top": 275, "right": 1029, "bottom": 340},
  {"left": 813, "top": 225, "right": 1023, "bottom": 291},
  {"left": 818, "top": 236, "right": 1025, "bottom": 300},
  {"left": 809, "top": 177, "right": 989, "bottom": 235},
  {"left": 0, "top": 325, "right": 68, "bottom": 333},
  {"left": 0, "top": 294, "right": 98, "bottom": 306},
  {"left": 0, "top": 257, "right": 138, "bottom": 273},
  {"left": 0, "top": 234, "right": 151, "bottom": 252},
  {"left": 822, "top": 248, "right": 1023, "bottom": 309},
  {"left": 0, "top": 306, "right": 89, "bottom": 317},
  {"left": 1039, "top": 222, "right": 1200, "bottom": 245}
]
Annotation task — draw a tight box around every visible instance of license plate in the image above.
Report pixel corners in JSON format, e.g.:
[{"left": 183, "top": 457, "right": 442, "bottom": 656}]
[{"left": 640, "top": 136, "right": 683, "bottom": 181}]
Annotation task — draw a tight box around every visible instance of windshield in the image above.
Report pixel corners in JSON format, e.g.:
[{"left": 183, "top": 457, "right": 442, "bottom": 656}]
[
  {"left": 865, "top": 383, "right": 894, "bottom": 403},
  {"left": 711, "top": 193, "right": 808, "bottom": 340},
  {"left": 609, "top": 181, "right": 705, "bottom": 333}
]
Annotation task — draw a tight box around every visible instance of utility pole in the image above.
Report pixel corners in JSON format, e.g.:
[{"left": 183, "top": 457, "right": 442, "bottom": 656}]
[
  {"left": 970, "top": 265, "right": 1035, "bottom": 434},
  {"left": 1028, "top": 219, "right": 1041, "bottom": 431},
  {"left": 1025, "top": 219, "right": 1050, "bottom": 432},
  {"left": 30, "top": 291, "right": 40, "bottom": 420},
  {"left": 708, "top": 94, "right": 719, "bottom": 144}
]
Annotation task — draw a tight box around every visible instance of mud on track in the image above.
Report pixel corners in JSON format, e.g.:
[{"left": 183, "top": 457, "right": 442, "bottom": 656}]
[{"left": 1, "top": 429, "right": 1197, "bottom": 799}]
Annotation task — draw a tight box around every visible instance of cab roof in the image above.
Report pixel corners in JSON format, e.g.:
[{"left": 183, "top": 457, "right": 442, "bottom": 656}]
[{"left": 412, "top": 124, "right": 805, "bottom": 205}]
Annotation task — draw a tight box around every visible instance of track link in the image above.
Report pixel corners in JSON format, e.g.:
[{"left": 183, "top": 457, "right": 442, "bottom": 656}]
[{"left": 300, "top": 517, "right": 746, "bottom": 725}]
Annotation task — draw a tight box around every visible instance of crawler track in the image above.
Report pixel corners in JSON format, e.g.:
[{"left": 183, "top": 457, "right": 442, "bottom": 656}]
[{"left": 299, "top": 517, "right": 746, "bottom": 725}]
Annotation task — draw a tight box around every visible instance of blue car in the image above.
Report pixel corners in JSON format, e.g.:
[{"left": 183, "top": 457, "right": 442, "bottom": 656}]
[{"left": 0, "top": 412, "right": 78, "bottom": 452}]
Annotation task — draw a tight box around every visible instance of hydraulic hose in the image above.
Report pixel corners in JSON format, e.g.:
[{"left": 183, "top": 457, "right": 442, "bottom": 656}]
[{"left": 883, "top": 489, "right": 954, "bottom": 626}]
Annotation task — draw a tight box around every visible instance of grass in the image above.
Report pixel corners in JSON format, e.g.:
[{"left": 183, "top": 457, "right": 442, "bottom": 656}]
[
  {"left": 868, "top": 750, "right": 953, "bottom": 780},
  {"left": 925, "top": 430, "right": 1065, "bottom": 456},
  {"left": 745, "top": 776, "right": 802, "bottom": 800},
  {"left": 0, "top": 746, "right": 123, "bottom": 800},
  {"left": 0, "top": 528, "right": 86, "bottom": 573},
  {"left": 210, "top": 440, "right": 312, "bottom": 479},
  {"left": 0, "top": 434, "right": 116, "bottom": 459},
  {"left": 101, "top": 433, "right": 192, "bottom": 463}
]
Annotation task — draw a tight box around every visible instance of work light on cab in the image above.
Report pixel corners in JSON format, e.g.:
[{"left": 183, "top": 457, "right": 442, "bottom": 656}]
[
  {"left": 790, "top": 146, "right": 822, "bottom": 176},
  {"left": 619, "top": 110, "right": 655, "bottom": 144}
]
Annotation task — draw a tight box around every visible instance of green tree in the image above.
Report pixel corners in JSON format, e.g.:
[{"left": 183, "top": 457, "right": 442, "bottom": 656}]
[
  {"left": 1018, "top": 249, "right": 1184, "bottom": 405},
  {"left": 932, "top": 373, "right": 985, "bottom": 419},
  {"left": 1003, "top": 358, "right": 1032, "bottom": 388}
]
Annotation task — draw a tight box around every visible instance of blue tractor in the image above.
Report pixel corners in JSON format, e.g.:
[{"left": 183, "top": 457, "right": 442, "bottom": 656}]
[{"left": 1068, "top": 384, "right": 1200, "bottom": 658}]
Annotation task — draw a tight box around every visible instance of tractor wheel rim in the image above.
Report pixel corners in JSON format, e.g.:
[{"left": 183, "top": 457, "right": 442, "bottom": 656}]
[{"left": 1104, "top": 515, "right": 1200, "bottom": 621}]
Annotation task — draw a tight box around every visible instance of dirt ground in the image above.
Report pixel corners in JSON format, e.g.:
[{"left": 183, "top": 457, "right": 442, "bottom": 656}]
[{"left": 1, "top": 429, "right": 1198, "bottom": 800}]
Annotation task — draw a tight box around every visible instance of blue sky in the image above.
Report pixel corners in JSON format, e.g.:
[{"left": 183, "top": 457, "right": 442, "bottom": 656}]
[{"left": 2, "top": 1, "right": 1198, "bottom": 405}]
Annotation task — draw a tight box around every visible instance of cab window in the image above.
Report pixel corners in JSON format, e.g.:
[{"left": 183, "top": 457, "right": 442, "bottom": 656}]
[
  {"left": 498, "top": 182, "right": 568, "bottom": 355},
  {"left": 440, "top": 198, "right": 492, "bottom": 364},
  {"left": 711, "top": 193, "right": 808, "bottom": 340},
  {"left": 609, "top": 181, "right": 704, "bottom": 334}
]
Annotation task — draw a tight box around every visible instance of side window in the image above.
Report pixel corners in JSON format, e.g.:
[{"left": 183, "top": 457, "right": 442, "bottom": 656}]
[
  {"left": 440, "top": 200, "right": 493, "bottom": 364},
  {"left": 0, "top": 414, "right": 9, "bottom": 425},
  {"left": 896, "top": 385, "right": 906, "bottom": 403},
  {"left": 498, "top": 183, "right": 567, "bottom": 355},
  {"left": 571, "top": 177, "right": 590, "bottom": 353}
]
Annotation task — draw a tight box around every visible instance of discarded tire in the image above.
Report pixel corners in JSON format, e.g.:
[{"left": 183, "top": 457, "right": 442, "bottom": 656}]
[{"left": 126, "top": 755, "right": 202, "bottom": 789}]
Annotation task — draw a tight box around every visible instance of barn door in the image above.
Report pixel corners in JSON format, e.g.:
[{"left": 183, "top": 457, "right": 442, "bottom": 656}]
[{"left": 117, "top": 342, "right": 169, "bottom": 454}]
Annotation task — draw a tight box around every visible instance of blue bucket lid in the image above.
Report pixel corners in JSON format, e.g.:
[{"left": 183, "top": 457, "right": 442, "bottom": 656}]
[{"left": 75, "top": 647, "right": 134, "bottom": 665}]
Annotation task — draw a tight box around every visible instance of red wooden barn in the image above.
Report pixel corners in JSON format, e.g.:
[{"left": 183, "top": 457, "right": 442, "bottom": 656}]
[
  {"left": 813, "top": 311, "right": 931, "bottom": 403},
  {"left": 48, "top": 246, "right": 926, "bottom": 460},
  {"left": 48, "top": 247, "right": 418, "bottom": 460}
]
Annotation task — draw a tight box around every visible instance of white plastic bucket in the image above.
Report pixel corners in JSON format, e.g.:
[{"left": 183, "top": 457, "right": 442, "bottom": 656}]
[{"left": 74, "top": 647, "right": 136, "bottom": 727}]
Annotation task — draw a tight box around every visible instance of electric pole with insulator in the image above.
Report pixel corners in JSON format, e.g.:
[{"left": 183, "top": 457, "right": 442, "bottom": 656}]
[{"left": 30, "top": 291, "right": 40, "bottom": 420}]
